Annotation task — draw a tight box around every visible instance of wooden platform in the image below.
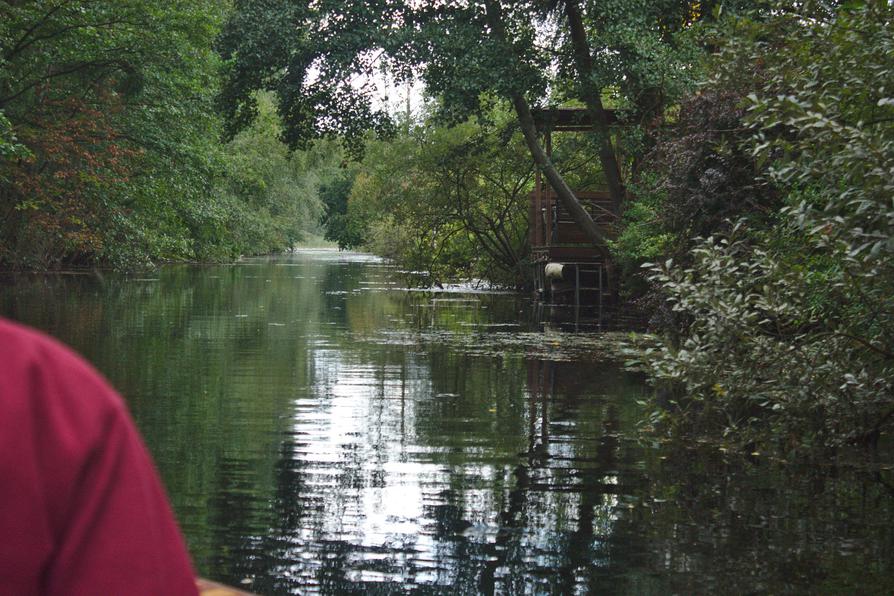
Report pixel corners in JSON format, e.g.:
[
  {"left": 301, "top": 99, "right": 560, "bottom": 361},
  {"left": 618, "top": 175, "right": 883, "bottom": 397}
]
[
  {"left": 529, "top": 187, "right": 617, "bottom": 307},
  {"left": 529, "top": 189, "right": 616, "bottom": 250},
  {"left": 527, "top": 107, "right": 622, "bottom": 309},
  {"left": 197, "top": 578, "right": 255, "bottom": 595}
]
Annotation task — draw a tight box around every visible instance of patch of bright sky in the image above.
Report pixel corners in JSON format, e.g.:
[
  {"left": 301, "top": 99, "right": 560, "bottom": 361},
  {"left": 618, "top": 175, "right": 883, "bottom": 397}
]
[{"left": 304, "top": 48, "right": 428, "bottom": 123}]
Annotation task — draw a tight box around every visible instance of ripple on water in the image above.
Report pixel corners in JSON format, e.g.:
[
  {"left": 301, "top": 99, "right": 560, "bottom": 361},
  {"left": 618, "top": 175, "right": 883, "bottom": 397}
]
[{"left": 2, "top": 253, "right": 893, "bottom": 595}]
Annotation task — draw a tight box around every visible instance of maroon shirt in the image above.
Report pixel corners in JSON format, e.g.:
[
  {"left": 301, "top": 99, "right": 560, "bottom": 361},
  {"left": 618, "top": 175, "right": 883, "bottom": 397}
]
[{"left": 0, "top": 318, "right": 198, "bottom": 595}]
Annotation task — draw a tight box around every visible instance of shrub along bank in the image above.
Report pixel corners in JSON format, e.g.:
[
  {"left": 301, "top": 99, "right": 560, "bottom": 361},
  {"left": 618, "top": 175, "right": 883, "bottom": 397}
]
[{"left": 625, "top": 2, "right": 894, "bottom": 452}]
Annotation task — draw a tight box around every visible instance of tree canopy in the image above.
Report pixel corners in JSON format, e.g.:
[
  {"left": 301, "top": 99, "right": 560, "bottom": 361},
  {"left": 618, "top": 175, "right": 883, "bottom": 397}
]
[
  {"left": 217, "top": 0, "right": 709, "bottom": 255},
  {"left": 0, "top": 0, "right": 330, "bottom": 268}
]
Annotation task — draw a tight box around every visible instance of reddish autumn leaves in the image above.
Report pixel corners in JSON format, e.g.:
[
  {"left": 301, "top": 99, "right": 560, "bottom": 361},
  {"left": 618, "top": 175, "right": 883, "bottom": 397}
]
[{"left": 1, "top": 89, "right": 141, "bottom": 267}]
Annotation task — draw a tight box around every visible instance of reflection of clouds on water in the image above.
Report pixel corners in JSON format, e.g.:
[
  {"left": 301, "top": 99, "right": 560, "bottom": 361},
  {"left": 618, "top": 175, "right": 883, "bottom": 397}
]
[
  {"left": 261, "top": 331, "right": 637, "bottom": 591},
  {"left": 280, "top": 347, "right": 443, "bottom": 585}
]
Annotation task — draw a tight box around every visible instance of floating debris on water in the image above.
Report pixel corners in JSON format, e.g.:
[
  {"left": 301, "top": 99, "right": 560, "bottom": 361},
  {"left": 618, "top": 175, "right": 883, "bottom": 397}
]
[{"left": 360, "top": 329, "right": 630, "bottom": 362}]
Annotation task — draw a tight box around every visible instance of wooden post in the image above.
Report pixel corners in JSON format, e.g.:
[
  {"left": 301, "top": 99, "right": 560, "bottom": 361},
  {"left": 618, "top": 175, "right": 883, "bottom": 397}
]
[
  {"left": 534, "top": 144, "right": 542, "bottom": 247},
  {"left": 544, "top": 129, "right": 553, "bottom": 247},
  {"left": 575, "top": 264, "right": 580, "bottom": 308}
]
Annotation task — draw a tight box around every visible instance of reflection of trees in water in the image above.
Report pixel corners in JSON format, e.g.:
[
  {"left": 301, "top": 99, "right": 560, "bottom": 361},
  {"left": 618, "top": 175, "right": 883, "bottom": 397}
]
[
  {"left": 319, "top": 261, "right": 364, "bottom": 327},
  {"left": 208, "top": 350, "right": 650, "bottom": 594},
  {"left": 368, "top": 355, "right": 651, "bottom": 593},
  {"left": 242, "top": 344, "right": 894, "bottom": 594},
  {"left": 467, "top": 360, "right": 652, "bottom": 594},
  {"left": 7, "top": 259, "right": 893, "bottom": 593},
  {"left": 628, "top": 445, "right": 894, "bottom": 593}
]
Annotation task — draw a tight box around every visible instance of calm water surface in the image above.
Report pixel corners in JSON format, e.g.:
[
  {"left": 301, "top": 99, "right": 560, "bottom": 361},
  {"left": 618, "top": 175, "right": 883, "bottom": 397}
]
[{"left": 2, "top": 250, "right": 893, "bottom": 594}]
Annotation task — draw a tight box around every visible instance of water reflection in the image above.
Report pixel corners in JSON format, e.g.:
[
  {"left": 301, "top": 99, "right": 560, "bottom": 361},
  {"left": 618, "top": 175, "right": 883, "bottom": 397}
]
[{"left": 1, "top": 250, "right": 892, "bottom": 594}]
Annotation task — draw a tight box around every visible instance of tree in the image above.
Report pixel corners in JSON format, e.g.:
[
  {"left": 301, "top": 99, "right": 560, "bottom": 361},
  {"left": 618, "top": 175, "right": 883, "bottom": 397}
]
[
  {"left": 0, "top": 0, "right": 230, "bottom": 268},
  {"left": 480, "top": 0, "right": 612, "bottom": 257},
  {"left": 216, "top": 0, "right": 399, "bottom": 152},
  {"left": 218, "top": 92, "right": 327, "bottom": 254},
  {"left": 633, "top": 1, "right": 894, "bottom": 450},
  {"left": 319, "top": 170, "right": 362, "bottom": 250},
  {"left": 217, "top": 1, "right": 704, "bottom": 260},
  {"left": 349, "top": 107, "right": 535, "bottom": 285},
  {"left": 0, "top": 0, "right": 336, "bottom": 269}
]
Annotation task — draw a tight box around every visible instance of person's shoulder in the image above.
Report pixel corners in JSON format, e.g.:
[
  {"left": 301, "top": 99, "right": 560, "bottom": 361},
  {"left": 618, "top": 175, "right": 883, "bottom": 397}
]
[
  {"left": 0, "top": 317, "right": 74, "bottom": 360},
  {"left": 0, "top": 318, "right": 102, "bottom": 382},
  {"left": 0, "top": 318, "right": 126, "bottom": 416}
]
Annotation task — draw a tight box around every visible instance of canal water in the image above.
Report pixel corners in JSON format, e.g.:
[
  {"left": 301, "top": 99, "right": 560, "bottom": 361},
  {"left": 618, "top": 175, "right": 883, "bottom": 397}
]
[{"left": 2, "top": 250, "right": 893, "bottom": 594}]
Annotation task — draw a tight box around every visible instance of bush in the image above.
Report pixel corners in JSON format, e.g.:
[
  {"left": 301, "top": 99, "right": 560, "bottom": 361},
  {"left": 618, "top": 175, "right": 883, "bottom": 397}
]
[{"left": 633, "top": 2, "right": 894, "bottom": 452}]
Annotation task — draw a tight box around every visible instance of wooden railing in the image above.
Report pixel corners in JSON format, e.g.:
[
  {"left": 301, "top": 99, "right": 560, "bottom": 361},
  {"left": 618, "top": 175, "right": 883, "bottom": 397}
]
[{"left": 529, "top": 189, "right": 617, "bottom": 249}]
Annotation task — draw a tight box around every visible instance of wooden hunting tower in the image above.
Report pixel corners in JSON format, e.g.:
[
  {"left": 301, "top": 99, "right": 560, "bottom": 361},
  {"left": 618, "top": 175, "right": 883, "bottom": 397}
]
[{"left": 529, "top": 108, "right": 619, "bottom": 309}]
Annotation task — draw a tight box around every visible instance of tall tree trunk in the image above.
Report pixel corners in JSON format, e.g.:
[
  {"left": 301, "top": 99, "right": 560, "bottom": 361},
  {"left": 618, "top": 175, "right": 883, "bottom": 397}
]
[
  {"left": 483, "top": 0, "right": 611, "bottom": 260},
  {"left": 564, "top": 0, "right": 626, "bottom": 215}
]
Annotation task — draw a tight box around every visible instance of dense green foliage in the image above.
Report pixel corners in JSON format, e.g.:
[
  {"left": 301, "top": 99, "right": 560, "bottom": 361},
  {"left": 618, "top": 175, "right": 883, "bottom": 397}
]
[
  {"left": 348, "top": 109, "right": 535, "bottom": 286},
  {"left": 217, "top": 0, "right": 710, "bottom": 282},
  {"left": 4, "top": 0, "right": 892, "bottom": 451},
  {"left": 627, "top": 2, "right": 894, "bottom": 451},
  {"left": 0, "top": 0, "right": 326, "bottom": 269},
  {"left": 218, "top": 93, "right": 331, "bottom": 257}
]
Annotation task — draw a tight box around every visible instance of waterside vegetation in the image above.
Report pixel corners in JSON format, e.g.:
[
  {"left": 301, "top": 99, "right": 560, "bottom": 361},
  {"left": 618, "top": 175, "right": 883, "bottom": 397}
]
[
  {"left": 628, "top": 3, "right": 894, "bottom": 452},
  {"left": 2, "top": 0, "right": 892, "bottom": 452},
  {"left": 0, "top": 1, "right": 333, "bottom": 269}
]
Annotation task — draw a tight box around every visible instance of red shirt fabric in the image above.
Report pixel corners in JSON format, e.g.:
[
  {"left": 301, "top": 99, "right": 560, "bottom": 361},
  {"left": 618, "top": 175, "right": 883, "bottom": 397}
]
[{"left": 0, "top": 318, "right": 199, "bottom": 595}]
